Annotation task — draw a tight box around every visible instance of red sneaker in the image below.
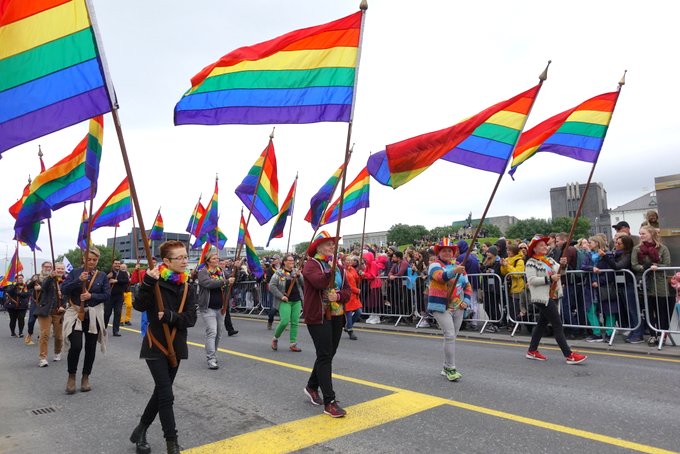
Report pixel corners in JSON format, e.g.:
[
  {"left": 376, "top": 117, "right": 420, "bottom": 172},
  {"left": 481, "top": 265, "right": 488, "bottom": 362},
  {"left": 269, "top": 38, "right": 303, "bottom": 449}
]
[
  {"left": 271, "top": 338, "right": 278, "bottom": 351},
  {"left": 565, "top": 352, "right": 587, "bottom": 365},
  {"left": 303, "top": 386, "right": 323, "bottom": 406},
  {"left": 323, "top": 400, "right": 347, "bottom": 418},
  {"left": 526, "top": 350, "right": 547, "bottom": 361}
]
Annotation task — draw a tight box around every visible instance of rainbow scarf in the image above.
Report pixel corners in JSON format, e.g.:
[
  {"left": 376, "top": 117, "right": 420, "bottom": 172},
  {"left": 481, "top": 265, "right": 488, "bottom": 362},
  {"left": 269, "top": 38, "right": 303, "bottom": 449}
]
[
  {"left": 532, "top": 255, "right": 555, "bottom": 273},
  {"left": 159, "top": 264, "right": 189, "bottom": 285},
  {"left": 207, "top": 267, "right": 224, "bottom": 280}
]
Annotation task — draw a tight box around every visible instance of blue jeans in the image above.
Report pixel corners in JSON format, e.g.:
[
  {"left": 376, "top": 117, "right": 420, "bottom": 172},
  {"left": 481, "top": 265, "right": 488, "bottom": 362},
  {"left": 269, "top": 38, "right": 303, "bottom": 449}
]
[
  {"left": 201, "top": 308, "right": 224, "bottom": 361},
  {"left": 345, "top": 309, "right": 362, "bottom": 330}
]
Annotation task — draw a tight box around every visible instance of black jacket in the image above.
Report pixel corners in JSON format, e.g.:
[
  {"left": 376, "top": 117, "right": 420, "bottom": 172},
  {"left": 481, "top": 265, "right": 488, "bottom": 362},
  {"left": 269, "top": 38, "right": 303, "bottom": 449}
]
[
  {"left": 108, "top": 269, "right": 130, "bottom": 296},
  {"left": 33, "top": 276, "right": 66, "bottom": 317},
  {"left": 133, "top": 274, "right": 197, "bottom": 360},
  {"left": 5, "top": 284, "right": 30, "bottom": 310}
]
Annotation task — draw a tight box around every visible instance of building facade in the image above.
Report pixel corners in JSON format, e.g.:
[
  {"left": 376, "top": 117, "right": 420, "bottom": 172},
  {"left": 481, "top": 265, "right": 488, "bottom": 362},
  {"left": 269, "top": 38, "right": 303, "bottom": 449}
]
[
  {"left": 341, "top": 231, "right": 388, "bottom": 249},
  {"left": 550, "top": 182, "right": 611, "bottom": 239},
  {"left": 609, "top": 191, "right": 657, "bottom": 235},
  {"left": 107, "top": 228, "right": 202, "bottom": 263}
]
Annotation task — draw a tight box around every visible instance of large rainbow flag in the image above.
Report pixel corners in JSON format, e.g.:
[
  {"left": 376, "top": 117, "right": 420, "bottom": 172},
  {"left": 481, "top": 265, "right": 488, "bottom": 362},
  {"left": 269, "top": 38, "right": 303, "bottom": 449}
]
[
  {"left": 174, "top": 10, "right": 364, "bottom": 125},
  {"left": 0, "top": 246, "right": 23, "bottom": 287},
  {"left": 304, "top": 162, "right": 345, "bottom": 230},
  {"left": 9, "top": 182, "right": 41, "bottom": 251},
  {"left": 91, "top": 177, "right": 132, "bottom": 230},
  {"left": 320, "top": 167, "right": 370, "bottom": 226},
  {"left": 14, "top": 116, "right": 104, "bottom": 227},
  {"left": 509, "top": 91, "right": 621, "bottom": 177},
  {"left": 149, "top": 210, "right": 164, "bottom": 241},
  {"left": 267, "top": 177, "right": 297, "bottom": 247},
  {"left": 0, "top": 0, "right": 112, "bottom": 155},
  {"left": 237, "top": 214, "right": 263, "bottom": 279},
  {"left": 235, "top": 140, "right": 279, "bottom": 225},
  {"left": 368, "top": 84, "right": 542, "bottom": 188}
]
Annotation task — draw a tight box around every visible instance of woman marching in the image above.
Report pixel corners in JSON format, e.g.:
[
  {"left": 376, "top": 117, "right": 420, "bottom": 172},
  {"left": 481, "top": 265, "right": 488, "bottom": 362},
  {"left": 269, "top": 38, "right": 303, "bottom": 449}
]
[
  {"left": 343, "top": 255, "right": 363, "bottom": 340},
  {"left": 34, "top": 263, "right": 67, "bottom": 367},
  {"left": 269, "top": 253, "right": 304, "bottom": 352},
  {"left": 61, "top": 247, "right": 109, "bottom": 394},
  {"left": 197, "top": 252, "right": 234, "bottom": 370},
  {"left": 302, "top": 231, "right": 350, "bottom": 418},
  {"left": 427, "top": 239, "right": 471, "bottom": 382},
  {"left": 129, "top": 241, "right": 197, "bottom": 454},
  {"left": 524, "top": 235, "right": 587, "bottom": 364},
  {"left": 5, "top": 274, "right": 30, "bottom": 338}
]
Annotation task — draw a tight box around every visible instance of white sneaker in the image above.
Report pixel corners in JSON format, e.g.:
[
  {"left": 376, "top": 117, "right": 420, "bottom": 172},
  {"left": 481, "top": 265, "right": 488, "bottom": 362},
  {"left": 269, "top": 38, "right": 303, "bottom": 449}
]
[
  {"left": 416, "top": 319, "right": 430, "bottom": 328},
  {"left": 207, "top": 359, "right": 219, "bottom": 370},
  {"left": 39, "top": 359, "right": 49, "bottom": 367},
  {"left": 53, "top": 353, "right": 61, "bottom": 361},
  {"left": 366, "top": 315, "right": 380, "bottom": 324}
]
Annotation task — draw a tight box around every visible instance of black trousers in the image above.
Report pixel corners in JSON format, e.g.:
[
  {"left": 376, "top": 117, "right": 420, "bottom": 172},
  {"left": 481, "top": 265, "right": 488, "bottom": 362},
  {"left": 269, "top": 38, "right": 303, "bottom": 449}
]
[
  {"left": 223, "top": 308, "right": 236, "bottom": 332},
  {"left": 529, "top": 299, "right": 572, "bottom": 357},
  {"left": 8, "top": 308, "right": 26, "bottom": 335},
  {"left": 104, "top": 294, "right": 124, "bottom": 334},
  {"left": 307, "top": 315, "right": 344, "bottom": 405},
  {"left": 67, "top": 323, "right": 98, "bottom": 375},
  {"left": 141, "top": 358, "right": 180, "bottom": 440}
]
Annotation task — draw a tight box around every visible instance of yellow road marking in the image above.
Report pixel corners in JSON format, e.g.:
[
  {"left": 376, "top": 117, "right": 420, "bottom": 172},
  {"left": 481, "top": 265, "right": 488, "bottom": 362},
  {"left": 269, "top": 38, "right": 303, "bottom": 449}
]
[
  {"left": 183, "top": 391, "right": 443, "bottom": 454},
  {"left": 120, "top": 326, "right": 678, "bottom": 453}
]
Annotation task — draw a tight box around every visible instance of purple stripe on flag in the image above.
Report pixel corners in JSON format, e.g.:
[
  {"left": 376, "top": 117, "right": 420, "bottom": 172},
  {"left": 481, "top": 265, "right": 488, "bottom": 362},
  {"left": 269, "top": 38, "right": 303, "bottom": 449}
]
[
  {"left": 0, "top": 87, "right": 111, "bottom": 155},
  {"left": 441, "top": 149, "right": 507, "bottom": 174},
  {"left": 174, "top": 104, "right": 351, "bottom": 126},
  {"left": 536, "top": 144, "right": 600, "bottom": 163}
]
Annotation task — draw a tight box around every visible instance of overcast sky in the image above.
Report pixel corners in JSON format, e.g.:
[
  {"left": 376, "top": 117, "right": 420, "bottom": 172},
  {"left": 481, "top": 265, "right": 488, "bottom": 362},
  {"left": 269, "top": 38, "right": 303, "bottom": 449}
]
[{"left": 2, "top": 0, "right": 678, "bottom": 264}]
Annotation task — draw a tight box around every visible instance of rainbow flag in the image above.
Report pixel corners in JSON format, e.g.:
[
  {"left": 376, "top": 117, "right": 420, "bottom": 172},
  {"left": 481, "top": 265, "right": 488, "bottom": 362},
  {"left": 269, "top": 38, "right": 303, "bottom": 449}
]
[
  {"left": 174, "top": 11, "right": 363, "bottom": 126},
  {"left": 235, "top": 140, "right": 279, "bottom": 225},
  {"left": 91, "top": 178, "right": 132, "bottom": 230},
  {"left": 0, "top": 0, "right": 112, "bottom": 155},
  {"left": 369, "top": 84, "right": 542, "bottom": 188},
  {"left": 238, "top": 214, "right": 263, "bottom": 279},
  {"left": 267, "top": 177, "right": 297, "bottom": 247},
  {"left": 509, "top": 91, "right": 621, "bottom": 177},
  {"left": 304, "top": 162, "right": 344, "bottom": 230},
  {"left": 0, "top": 246, "right": 23, "bottom": 287},
  {"left": 208, "top": 226, "right": 227, "bottom": 250},
  {"left": 14, "top": 116, "right": 104, "bottom": 227},
  {"left": 197, "top": 179, "right": 219, "bottom": 240},
  {"left": 9, "top": 182, "right": 41, "bottom": 251},
  {"left": 77, "top": 205, "right": 89, "bottom": 249},
  {"left": 186, "top": 198, "right": 206, "bottom": 237},
  {"left": 319, "top": 167, "right": 370, "bottom": 226},
  {"left": 149, "top": 210, "right": 164, "bottom": 241}
]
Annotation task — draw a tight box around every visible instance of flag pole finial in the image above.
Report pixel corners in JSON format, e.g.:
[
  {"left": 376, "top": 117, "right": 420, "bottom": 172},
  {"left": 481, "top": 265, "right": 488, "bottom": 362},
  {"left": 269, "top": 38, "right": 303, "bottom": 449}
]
[
  {"left": 539, "top": 60, "right": 551, "bottom": 82},
  {"left": 618, "top": 70, "right": 627, "bottom": 88},
  {"left": 270, "top": 127, "right": 275, "bottom": 139},
  {"left": 38, "top": 145, "right": 43, "bottom": 158},
  {"left": 360, "top": 0, "right": 368, "bottom": 10},
  {"left": 215, "top": 173, "right": 219, "bottom": 181},
  {"left": 28, "top": 174, "right": 32, "bottom": 185}
]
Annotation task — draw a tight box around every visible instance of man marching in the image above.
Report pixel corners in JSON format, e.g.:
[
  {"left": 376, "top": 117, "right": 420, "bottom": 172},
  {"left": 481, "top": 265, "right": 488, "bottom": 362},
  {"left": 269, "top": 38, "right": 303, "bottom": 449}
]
[{"left": 34, "top": 263, "right": 67, "bottom": 367}]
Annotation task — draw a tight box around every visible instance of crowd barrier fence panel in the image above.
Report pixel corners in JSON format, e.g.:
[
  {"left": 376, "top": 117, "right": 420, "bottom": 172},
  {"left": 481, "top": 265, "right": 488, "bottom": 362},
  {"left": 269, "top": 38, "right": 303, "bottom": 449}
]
[
  {"left": 641, "top": 267, "right": 680, "bottom": 350},
  {"left": 359, "top": 275, "right": 417, "bottom": 326}
]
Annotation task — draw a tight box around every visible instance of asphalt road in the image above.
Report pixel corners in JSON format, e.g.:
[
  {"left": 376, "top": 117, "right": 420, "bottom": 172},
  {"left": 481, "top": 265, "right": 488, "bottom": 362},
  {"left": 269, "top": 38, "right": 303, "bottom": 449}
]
[{"left": 0, "top": 311, "right": 678, "bottom": 454}]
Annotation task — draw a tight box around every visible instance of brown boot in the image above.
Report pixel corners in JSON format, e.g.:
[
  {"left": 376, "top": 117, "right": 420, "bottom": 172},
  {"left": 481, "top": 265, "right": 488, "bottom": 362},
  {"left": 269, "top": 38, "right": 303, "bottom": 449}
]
[
  {"left": 24, "top": 334, "right": 34, "bottom": 345},
  {"left": 81, "top": 374, "right": 91, "bottom": 392},
  {"left": 65, "top": 374, "right": 76, "bottom": 394}
]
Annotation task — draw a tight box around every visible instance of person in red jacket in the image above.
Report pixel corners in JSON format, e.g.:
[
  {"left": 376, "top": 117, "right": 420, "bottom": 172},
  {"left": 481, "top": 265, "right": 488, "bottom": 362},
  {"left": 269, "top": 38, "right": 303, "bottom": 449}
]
[
  {"left": 302, "top": 231, "right": 350, "bottom": 418},
  {"left": 344, "top": 255, "right": 363, "bottom": 340}
]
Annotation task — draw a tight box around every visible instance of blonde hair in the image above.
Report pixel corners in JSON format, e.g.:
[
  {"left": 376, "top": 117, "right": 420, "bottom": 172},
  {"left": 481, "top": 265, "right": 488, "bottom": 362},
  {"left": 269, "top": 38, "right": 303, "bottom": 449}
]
[
  {"left": 588, "top": 235, "right": 607, "bottom": 251},
  {"left": 640, "top": 225, "right": 662, "bottom": 248}
]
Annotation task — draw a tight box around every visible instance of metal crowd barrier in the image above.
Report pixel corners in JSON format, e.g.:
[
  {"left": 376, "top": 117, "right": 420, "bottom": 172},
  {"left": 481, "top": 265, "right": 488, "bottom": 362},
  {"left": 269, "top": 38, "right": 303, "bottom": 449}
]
[
  {"left": 229, "top": 280, "right": 262, "bottom": 315},
  {"left": 359, "top": 275, "right": 417, "bottom": 326},
  {"left": 505, "top": 269, "right": 642, "bottom": 346},
  {"left": 641, "top": 267, "right": 680, "bottom": 350}
]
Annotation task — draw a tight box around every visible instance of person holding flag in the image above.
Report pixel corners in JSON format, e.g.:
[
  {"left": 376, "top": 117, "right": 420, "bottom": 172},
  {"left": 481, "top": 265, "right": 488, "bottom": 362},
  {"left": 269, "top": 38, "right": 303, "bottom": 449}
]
[
  {"left": 5, "top": 274, "right": 30, "bottom": 338},
  {"left": 269, "top": 253, "right": 304, "bottom": 352},
  {"left": 34, "top": 263, "right": 67, "bottom": 367}
]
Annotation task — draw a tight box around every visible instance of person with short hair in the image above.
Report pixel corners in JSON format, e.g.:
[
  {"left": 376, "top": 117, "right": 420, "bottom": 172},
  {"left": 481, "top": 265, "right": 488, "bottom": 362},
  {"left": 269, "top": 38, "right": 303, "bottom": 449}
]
[
  {"left": 105, "top": 259, "right": 130, "bottom": 337},
  {"left": 26, "top": 261, "right": 53, "bottom": 345},
  {"left": 269, "top": 254, "right": 304, "bottom": 351},
  {"left": 35, "top": 263, "right": 67, "bottom": 367},
  {"left": 5, "top": 274, "right": 29, "bottom": 338},
  {"left": 129, "top": 241, "right": 198, "bottom": 454}
]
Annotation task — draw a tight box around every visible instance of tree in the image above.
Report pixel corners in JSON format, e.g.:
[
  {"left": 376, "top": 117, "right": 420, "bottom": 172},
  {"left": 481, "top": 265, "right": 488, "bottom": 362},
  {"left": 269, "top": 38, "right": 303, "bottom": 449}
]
[
  {"left": 429, "top": 225, "right": 457, "bottom": 239},
  {"left": 58, "top": 244, "right": 121, "bottom": 272},
  {"left": 387, "top": 223, "right": 429, "bottom": 246},
  {"left": 294, "top": 241, "right": 310, "bottom": 256},
  {"left": 481, "top": 223, "right": 502, "bottom": 238},
  {"left": 550, "top": 217, "right": 591, "bottom": 239},
  {"left": 505, "top": 218, "right": 552, "bottom": 240}
]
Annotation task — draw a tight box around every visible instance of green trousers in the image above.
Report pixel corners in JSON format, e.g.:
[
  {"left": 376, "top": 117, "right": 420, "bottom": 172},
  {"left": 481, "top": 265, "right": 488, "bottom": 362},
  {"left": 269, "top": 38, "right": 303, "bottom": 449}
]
[
  {"left": 587, "top": 304, "right": 615, "bottom": 337},
  {"left": 274, "top": 300, "right": 302, "bottom": 343}
]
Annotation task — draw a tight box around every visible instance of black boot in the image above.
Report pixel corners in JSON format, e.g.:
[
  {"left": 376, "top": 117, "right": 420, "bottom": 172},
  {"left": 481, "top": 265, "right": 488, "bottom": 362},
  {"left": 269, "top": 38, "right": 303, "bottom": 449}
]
[
  {"left": 347, "top": 329, "right": 358, "bottom": 340},
  {"left": 166, "top": 438, "right": 181, "bottom": 454},
  {"left": 130, "top": 423, "right": 151, "bottom": 454}
]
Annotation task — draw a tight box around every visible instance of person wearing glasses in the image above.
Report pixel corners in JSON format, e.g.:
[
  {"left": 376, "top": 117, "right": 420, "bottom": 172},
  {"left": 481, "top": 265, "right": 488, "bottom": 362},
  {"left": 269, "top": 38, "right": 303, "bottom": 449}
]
[
  {"left": 129, "top": 241, "right": 197, "bottom": 454},
  {"left": 269, "top": 253, "right": 304, "bottom": 352}
]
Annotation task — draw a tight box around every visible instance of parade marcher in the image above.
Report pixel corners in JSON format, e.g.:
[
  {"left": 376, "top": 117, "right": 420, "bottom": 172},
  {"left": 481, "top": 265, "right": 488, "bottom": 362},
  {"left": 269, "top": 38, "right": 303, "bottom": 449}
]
[
  {"left": 302, "top": 231, "right": 350, "bottom": 418},
  {"left": 25, "top": 262, "right": 53, "bottom": 345},
  {"left": 61, "top": 247, "right": 110, "bottom": 394},
  {"left": 343, "top": 255, "right": 363, "bottom": 340},
  {"left": 269, "top": 253, "right": 304, "bottom": 351},
  {"left": 5, "top": 274, "right": 30, "bottom": 338},
  {"left": 130, "top": 241, "right": 197, "bottom": 454},
  {"left": 524, "top": 236, "right": 587, "bottom": 365},
  {"left": 197, "top": 252, "right": 234, "bottom": 370},
  {"left": 220, "top": 261, "right": 239, "bottom": 337},
  {"left": 105, "top": 259, "right": 130, "bottom": 337},
  {"left": 120, "top": 263, "right": 134, "bottom": 326},
  {"left": 264, "top": 256, "right": 281, "bottom": 330},
  {"left": 34, "top": 263, "right": 67, "bottom": 367},
  {"left": 427, "top": 239, "right": 471, "bottom": 382}
]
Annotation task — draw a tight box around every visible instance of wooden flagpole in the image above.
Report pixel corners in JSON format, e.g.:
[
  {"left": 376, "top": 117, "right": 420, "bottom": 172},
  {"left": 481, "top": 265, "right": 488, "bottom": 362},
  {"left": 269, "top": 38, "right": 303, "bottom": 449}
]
[
  {"left": 132, "top": 211, "right": 139, "bottom": 265},
  {"left": 35, "top": 149, "right": 56, "bottom": 267},
  {"left": 285, "top": 173, "right": 299, "bottom": 255}
]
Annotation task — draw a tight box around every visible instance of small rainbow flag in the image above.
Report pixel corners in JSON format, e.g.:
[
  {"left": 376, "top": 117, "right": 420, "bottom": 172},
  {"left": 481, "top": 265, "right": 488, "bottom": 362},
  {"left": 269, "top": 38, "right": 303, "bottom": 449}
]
[
  {"left": 369, "top": 84, "right": 542, "bottom": 188},
  {"left": 208, "top": 226, "right": 227, "bottom": 250},
  {"left": 149, "top": 210, "right": 164, "bottom": 241},
  {"left": 0, "top": 0, "right": 112, "bottom": 155},
  {"left": 509, "top": 91, "right": 621, "bottom": 177},
  {"left": 235, "top": 140, "right": 279, "bottom": 225},
  {"left": 320, "top": 167, "right": 370, "bottom": 226},
  {"left": 77, "top": 205, "right": 89, "bottom": 249},
  {"left": 267, "top": 177, "right": 297, "bottom": 247},
  {"left": 0, "top": 245, "right": 23, "bottom": 287},
  {"left": 186, "top": 198, "right": 206, "bottom": 237},
  {"left": 174, "top": 11, "right": 363, "bottom": 126},
  {"left": 304, "top": 162, "right": 344, "bottom": 230},
  {"left": 14, "top": 116, "right": 104, "bottom": 227},
  {"left": 9, "top": 182, "right": 41, "bottom": 251},
  {"left": 91, "top": 178, "right": 132, "bottom": 230},
  {"left": 197, "top": 179, "right": 219, "bottom": 240},
  {"left": 238, "top": 214, "right": 263, "bottom": 279}
]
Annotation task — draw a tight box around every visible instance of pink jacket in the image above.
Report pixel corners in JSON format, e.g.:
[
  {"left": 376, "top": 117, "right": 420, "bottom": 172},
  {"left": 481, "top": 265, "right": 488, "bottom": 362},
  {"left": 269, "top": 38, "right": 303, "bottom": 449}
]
[{"left": 362, "top": 252, "right": 382, "bottom": 289}]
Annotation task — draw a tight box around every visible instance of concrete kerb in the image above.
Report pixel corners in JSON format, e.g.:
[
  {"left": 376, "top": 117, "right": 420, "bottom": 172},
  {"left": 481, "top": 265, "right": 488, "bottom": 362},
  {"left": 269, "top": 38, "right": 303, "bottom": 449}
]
[{"left": 232, "top": 313, "right": 680, "bottom": 359}]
